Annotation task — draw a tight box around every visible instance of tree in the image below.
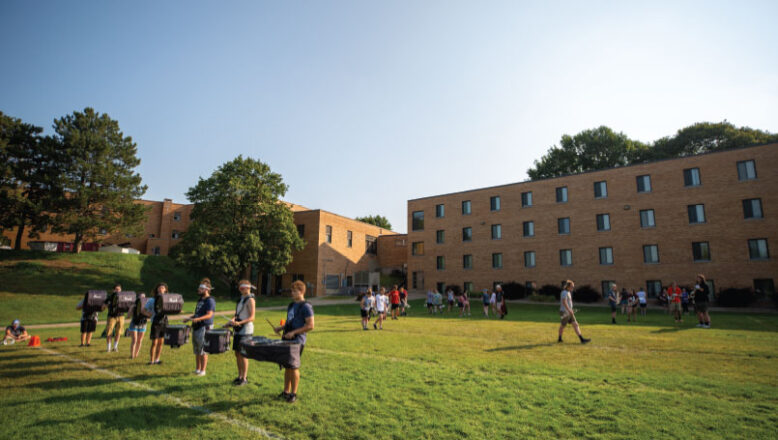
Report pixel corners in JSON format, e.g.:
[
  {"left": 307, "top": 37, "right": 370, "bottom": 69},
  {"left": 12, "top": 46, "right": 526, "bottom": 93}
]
[
  {"left": 51, "top": 108, "right": 148, "bottom": 252},
  {"left": 647, "top": 122, "right": 778, "bottom": 162},
  {"left": 170, "top": 156, "right": 304, "bottom": 285},
  {"left": 0, "top": 112, "right": 61, "bottom": 250},
  {"left": 527, "top": 126, "right": 647, "bottom": 180},
  {"left": 355, "top": 215, "right": 392, "bottom": 230}
]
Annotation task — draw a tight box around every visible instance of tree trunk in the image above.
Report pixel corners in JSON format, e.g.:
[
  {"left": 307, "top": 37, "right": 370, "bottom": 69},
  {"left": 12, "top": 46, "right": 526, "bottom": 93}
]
[
  {"left": 14, "top": 224, "right": 25, "bottom": 251},
  {"left": 73, "top": 233, "right": 82, "bottom": 254}
]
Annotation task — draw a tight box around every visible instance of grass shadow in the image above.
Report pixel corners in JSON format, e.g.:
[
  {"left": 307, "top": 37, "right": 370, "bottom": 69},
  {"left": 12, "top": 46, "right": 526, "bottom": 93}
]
[
  {"left": 485, "top": 343, "right": 555, "bottom": 352},
  {"left": 34, "top": 404, "right": 210, "bottom": 431}
]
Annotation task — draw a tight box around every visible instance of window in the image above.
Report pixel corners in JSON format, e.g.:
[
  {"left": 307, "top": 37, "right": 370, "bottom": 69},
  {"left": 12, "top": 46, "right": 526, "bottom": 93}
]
[
  {"left": 556, "top": 186, "right": 568, "bottom": 203},
  {"left": 292, "top": 274, "right": 305, "bottom": 282},
  {"left": 326, "top": 225, "right": 332, "bottom": 243},
  {"left": 171, "top": 230, "right": 179, "bottom": 239},
  {"left": 559, "top": 249, "right": 572, "bottom": 266},
  {"left": 492, "top": 253, "right": 503, "bottom": 269},
  {"left": 558, "top": 217, "right": 570, "bottom": 235},
  {"left": 148, "top": 233, "right": 156, "bottom": 239},
  {"left": 346, "top": 276, "right": 353, "bottom": 287},
  {"left": 743, "top": 199, "right": 763, "bottom": 219},
  {"left": 594, "top": 181, "right": 607, "bottom": 199},
  {"left": 684, "top": 168, "right": 701, "bottom": 187},
  {"left": 347, "top": 231, "right": 352, "bottom": 248},
  {"left": 599, "top": 247, "right": 614, "bottom": 265},
  {"left": 462, "top": 200, "right": 472, "bottom": 215},
  {"left": 754, "top": 279, "right": 776, "bottom": 299},
  {"left": 640, "top": 209, "right": 655, "bottom": 228},
  {"left": 490, "top": 196, "right": 501, "bottom": 212},
  {"left": 412, "top": 211, "right": 425, "bottom": 231},
  {"left": 412, "top": 271, "right": 424, "bottom": 289},
  {"left": 646, "top": 280, "right": 662, "bottom": 298},
  {"left": 748, "top": 239, "right": 769, "bottom": 260},
  {"left": 596, "top": 214, "right": 611, "bottom": 231},
  {"left": 491, "top": 224, "right": 502, "bottom": 240},
  {"left": 436, "top": 256, "right": 445, "bottom": 270},
  {"left": 435, "top": 204, "right": 445, "bottom": 218},
  {"left": 463, "top": 281, "right": 474, "bottom": 294},
  {"left": 395, "top": 238, "right": 406, "bottom": 246},
  {"left": 463, "top": 254, "right": 473, "bottom": 269},
  {"left": 523, "top": 221, "right": 534, "bottom": 237},
  {"left": 524, "top": 251, "right": 536, "bottom": 268},
  {"left": 643, "top": 245, "right": 659, "bottom": 264},
  {"left": 296, "top": 224, "right": 305, "bottom": 238},
  {"left": 636, "top": 175, "right": 651, "bottom": 193},
  {"left": 366, "top": 235, "right": 377, "bottom": 254},
  {"left": 173, "top": 211, "right": 182, "bottom": 221},
  {"left": 411, "top": 242, "right": 424, "bottom": 256},
  {"left": 521, "top": 191, "right": 533, "bottom": 207},
  {"left": 601, "top": 281, "right": 615, "bottom": 297},
  {"left": 436, "top": 230, "right": 445, "bottom": 244},
  {"left": 152, "top": 246, "right": 161, "bottom": 256},
  {"left": 462, "top": 227, "right": 472, "bottom": 242},
  {"left": 688, "top": 204, "right": 706, "bottom": 224},
  {"left": 436, "top": 282, "right": 445, "bottom": 294},
  {"left": 692, "top": 242, "right": 710, "bottom": 262},
  {"left": 737, "top": 160, "right": 757, "bottom": 181}
]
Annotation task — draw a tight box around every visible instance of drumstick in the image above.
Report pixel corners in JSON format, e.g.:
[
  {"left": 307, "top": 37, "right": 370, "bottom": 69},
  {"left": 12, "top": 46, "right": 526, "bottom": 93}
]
[{"left": 266, "top": 318, "right": 280, "bottom": 334}]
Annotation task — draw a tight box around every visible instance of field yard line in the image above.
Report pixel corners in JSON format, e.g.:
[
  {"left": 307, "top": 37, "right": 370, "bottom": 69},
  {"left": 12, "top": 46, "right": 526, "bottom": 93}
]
[{"left": 36, "top": 347, "right": 285, "bottom": 440}]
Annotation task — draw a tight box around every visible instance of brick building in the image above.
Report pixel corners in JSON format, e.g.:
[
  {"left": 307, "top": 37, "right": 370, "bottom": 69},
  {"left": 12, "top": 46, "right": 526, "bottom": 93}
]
[{"left": 406, "top": 143, "right": 778, "bottom": 298}]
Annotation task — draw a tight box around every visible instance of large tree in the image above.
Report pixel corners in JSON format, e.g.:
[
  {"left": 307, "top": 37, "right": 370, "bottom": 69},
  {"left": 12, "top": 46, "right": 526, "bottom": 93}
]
[
  {"left": 51, "top": 108, "right": 148, "bottom": 252},
  {"left": 170, "top": 156, "right": 304, "bottom": 284},
  {"left": 0, "top": 112, "right": 61, "bottom": 250},
  {"left": 355, "top": 215, "right": 392, "bottom": 230},
  {"left": 647, "top": 122, "right": 778, "bottom": 162}
]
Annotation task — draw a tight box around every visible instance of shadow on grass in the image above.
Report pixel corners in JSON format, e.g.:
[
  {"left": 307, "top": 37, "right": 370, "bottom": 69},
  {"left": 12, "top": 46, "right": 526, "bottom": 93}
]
[
  {"left": 43, "top": 389, "right": 154, "bottom": 405},
  {"left": 34, "top": 404, "right": 210, "bottom": 431},
  {"left": 485, "top": 343, "right": 555, "bottom": 352},
  {"left": 0, "top": 352, "right": 42, "bottom": 362},
  {"left": 27, "top": 378, "right": 122, "bottom": 390}
]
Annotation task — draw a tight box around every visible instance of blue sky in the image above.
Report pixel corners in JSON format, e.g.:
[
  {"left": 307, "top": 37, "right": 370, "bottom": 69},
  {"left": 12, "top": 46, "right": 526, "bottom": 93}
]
[{"left": 2, "top": 1, "right": 777, "bottom": 233}]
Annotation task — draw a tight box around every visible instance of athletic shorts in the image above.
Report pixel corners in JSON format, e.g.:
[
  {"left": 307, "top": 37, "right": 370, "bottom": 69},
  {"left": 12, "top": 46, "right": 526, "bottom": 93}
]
[
  {"left": 192, "top": 326, "right": 211, "bottom": 356},
  {"left": 695, "top": 302, "right": 709, "bottom": 313},
  {"left": 360, "top": 309, "right": 369, "bottom": 318},
  {"left": 427, "top": 302, "right": 433, "bottom": 308},
  {"left": 609, "top": 303, "right": 618, "bottom": 312},
  {"left": 391, "top": 303, "right": 400, "bottom": 310},
  {"left": 639, "top": 303, "right": 647, "bottom": 308},
  {"left": 560, "top": 312, "right": 576, "bottom": 325},
  {"left": 81, "top": 319, "right": 97, "bottom": 333},
  {"left": 457, "top": 302, "right": 463, "bottom": 308},
  {"left": 150, "top": 318, "right": 167, "bottom": 340},
  {"left": 670, "top": 302, "right": 682, "bottom": 313},
  {"left": 233, "top": 333, "right": 252, "bottom": 351},
  {"left": 105, "top": 316, "right": 125, "bottom": 338}
]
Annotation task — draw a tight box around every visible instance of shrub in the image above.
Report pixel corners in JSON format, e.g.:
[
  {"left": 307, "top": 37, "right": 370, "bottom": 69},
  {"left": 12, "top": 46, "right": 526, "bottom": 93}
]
[
  {"left": 539, "top": 284, "right": 562, "bottom": 300},
  {"left": 501, "top": 282, "right": 527, "bottom": 300},
  {"left": 573, "top": 285, "right": 601, "bottom": 303},
  {"left": 717, "top": 288, "right": 757, "bottom": 307}
]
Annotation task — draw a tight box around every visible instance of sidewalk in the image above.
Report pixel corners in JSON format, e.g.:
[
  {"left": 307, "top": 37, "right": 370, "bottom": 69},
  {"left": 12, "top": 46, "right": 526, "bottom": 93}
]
[{"left": 504, "top": 298, "right": 778, "bottom": 314}]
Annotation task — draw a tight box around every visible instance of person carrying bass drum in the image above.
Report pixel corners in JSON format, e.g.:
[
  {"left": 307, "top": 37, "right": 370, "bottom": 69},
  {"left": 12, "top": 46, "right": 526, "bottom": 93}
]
[{"left": 144, "top": 282, "right": 169, "bottom": 365}]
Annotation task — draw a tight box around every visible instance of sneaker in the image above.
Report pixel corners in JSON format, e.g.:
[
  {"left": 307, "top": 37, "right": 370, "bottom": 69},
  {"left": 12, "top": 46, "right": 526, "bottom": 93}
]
[
  {"left": 154, "top": 360, "right": 162, "bottom": 365},
  {"left": 234, "top": 379, "right": 247, "bottom": 386},
  {"left": 373, "top": 323, "right": 377, "bottom": 330},
  {"left": 278, "top": 391, "right": 290, "bottom": 399},
  {"left": 232, "top": 377, "right": 242, "bottom": 385},
  {"left": 580, "top": 338, "right": 591, "bottom": 344},
  {"left": 696, "top": 323, "right": 704, "bottom": 328},
  {"left": 196, "top": 371, "right": 206, "bottom": 376},
  {"left": 363, "top": 327, "right": 368, "bottom": 331},
  {"left": 194, "top": 370, "right": 201, "bottom": 375},
  {"left": 557, "top": 339, "right": 563, "bottom": 343},
  {"left": 703, "top": 324, "right": 710, "bottom": 329},
  {"left": 286, "top": 393, "right": 297, "bottom": 403}
]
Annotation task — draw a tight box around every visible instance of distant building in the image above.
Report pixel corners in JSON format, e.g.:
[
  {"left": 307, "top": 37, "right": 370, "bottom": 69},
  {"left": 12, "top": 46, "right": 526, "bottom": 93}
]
[{"left": 405, "top": 143, "right": 777, "bottom": 298}]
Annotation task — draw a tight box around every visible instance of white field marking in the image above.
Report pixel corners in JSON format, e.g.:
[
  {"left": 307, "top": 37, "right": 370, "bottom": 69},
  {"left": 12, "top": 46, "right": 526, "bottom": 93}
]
[{"left": 36, "top": 347, "right": 285, "bottom": 440}]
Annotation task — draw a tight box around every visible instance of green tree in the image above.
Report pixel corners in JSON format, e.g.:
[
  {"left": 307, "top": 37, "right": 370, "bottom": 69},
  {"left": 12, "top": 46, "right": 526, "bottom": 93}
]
[
  {"left": 355, "top": 215, "right": 392, "bottom": 230},
  {"left": 0, "top": 112, "right": 61, "bottom": 250},
  {"left": 528, "top": 126, "right": 647, "bottom": 180},
  {"left": 51, "top": 108, "right": 148, "bottom": 252},
  {"left": 170, "top": 156, "right": 304, "bottom": 284},
  {"left": 648, "top": 122, "right": 778, "bottom": 162}
]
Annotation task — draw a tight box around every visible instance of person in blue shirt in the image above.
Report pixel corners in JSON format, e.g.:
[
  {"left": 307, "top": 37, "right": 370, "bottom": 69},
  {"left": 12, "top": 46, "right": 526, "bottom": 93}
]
[
  {"left": 183, "top": 278, "right": 215, "bottom": 376},
  {"left": 273, "top": 280, "right": 314, "bottom": 403}
]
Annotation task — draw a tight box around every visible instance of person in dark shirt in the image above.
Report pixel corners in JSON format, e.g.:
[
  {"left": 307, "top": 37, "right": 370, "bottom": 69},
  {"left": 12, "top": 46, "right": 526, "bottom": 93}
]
[
  {"left": 183, "top": 278, "right": 216, "bottom": 376},
  {"left": 104, "top": 284, "right": 125, "bottom": 352},
  {"left": 273, "top": 280, "right": 314, "bottom": 403},
  {"left": 3, "top": 320, "right": 29, "bottom": 345},
  {"left": 693, "top": 274, "right": 712, "bottom": 328}
]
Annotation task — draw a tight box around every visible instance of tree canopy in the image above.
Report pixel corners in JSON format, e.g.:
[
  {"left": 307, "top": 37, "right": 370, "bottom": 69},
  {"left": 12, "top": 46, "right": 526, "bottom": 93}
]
[
  {"left": 170, "top": 156, "right": 304, "bottom": 284},
  {"left": 355, "top": 215, "right": 392, "bottom": 230},
  {"left": 527, "top": 122, "right": 778, "bottom": 180}
]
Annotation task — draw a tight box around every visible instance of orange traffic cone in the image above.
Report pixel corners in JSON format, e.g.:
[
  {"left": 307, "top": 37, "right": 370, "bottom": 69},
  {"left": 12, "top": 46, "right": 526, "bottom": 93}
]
[{"left": 28, "top": 336, "right": 41, "bottom": 347}]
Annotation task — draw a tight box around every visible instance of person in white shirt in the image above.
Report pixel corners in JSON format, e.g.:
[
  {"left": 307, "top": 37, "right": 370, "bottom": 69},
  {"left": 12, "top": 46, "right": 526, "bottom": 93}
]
[
  {"left": 373, "top": 288, "right": 388, "bottom": 330},
  {"left": 360, "top": 289, "right": 375, "bottom": 331},
  {"left": 636, "top": 288, "right": 647, "bottom": 316},
  {"left": 558, "top": 280, "right": 591, "bottom": 344}
]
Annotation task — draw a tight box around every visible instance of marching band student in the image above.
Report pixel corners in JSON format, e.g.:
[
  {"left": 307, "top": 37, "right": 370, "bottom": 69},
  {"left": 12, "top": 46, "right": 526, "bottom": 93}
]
[
  {"left": 183, "top": 278, "right": 216, "bottom": 376},
  {"left": 399, "top": 286, "right": 408, "bottom": 316},
  {"left": 228, "top": 280, "right": 255, "bottom": 386},
  {"left": 76, "top": 292, "right": 100, "bottom": 347},
  {"left": 389, "top": 285, "right": 401, "bottom": 320},
  {"left": 459, "top": 291, "right": 471, "bottom": 317},
  {"left": 360, "top": 289, "right": 374, "bottom": 330},
  {"left": 274, "top": 280, "right": 314, "bottom": 403},
  {"left": 126, "top": 293, "right": 148, "bottom": 359},
  {"left": 144, "top": 282, "right": 169, "bottom": 365},
  {"left": 104, "top": 284, "right": 125, "bottom": 352},
  {"left": 373, "top": 287, "right": 388, "bottom": 330}
]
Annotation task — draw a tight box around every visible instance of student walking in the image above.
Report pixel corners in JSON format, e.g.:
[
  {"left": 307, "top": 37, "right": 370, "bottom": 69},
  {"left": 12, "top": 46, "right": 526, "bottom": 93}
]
[
  {"left": 627, "top": 289, "right": 638, "bottom": 322},
  {"left": 608, "top": 284, "right": 619, "bottom": 324},
  {"left": 482, "top": 289, "right": 491, "bottom": 317},
  {"left": 558, "top": 280, "right": 591, "bottom": 344},
  {"left": 104, "top": 284, "right": 125, "bottom": 352},
  {"left": 426, "top": 289, "right": 434, "bottom": 314},
  {"left": 693, "top": 274, "right": 712, "bottom": 328},
  {"left": 144, "top": 282, "right": 169, "bottom": 365},
  {"left": 636, "top": 287, "right": 647, "bottom": 317},
  {"left": 399, "top": 287, "right": 408, "bottom": 316},
  {"left": 127, "top": 293, "right": 148, "bottom": 359},
  {"left": 446, "top": 288, "right": 455, "bottom": 313},
  {"left": 183, "top": 278, "right": 216, "bottom": 376},
  {"left": 273, "top": 280, "right": 315, "bottom": 403},
  {"left": 389, "top": 285, "right": 401, "bottom": 320},
  {"left": 229, "top": 280, "right": 256, "bottom": 386},
  {"left": 494, "top": 285, "right": 506, "bottom": 319},
  {"left": 374, "top": 288, "right": 388, "bottom": 329},
  {"left": 360, "top": 289, "right": 374, "bottom": 330},
  {"left": 433, "top": 289, "right": 443, "bottom": 314}
]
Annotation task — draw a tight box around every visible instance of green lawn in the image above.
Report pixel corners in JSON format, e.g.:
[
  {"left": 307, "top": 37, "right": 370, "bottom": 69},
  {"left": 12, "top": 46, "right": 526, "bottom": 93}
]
[{"left": 2, "top": 302, "right": 777, "bottom": 439}]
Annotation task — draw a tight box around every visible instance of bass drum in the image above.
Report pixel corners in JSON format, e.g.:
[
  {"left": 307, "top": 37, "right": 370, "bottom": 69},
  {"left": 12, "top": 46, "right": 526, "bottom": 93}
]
[{"left": 204, "top": 329, "right": 231, "bottom": 354}]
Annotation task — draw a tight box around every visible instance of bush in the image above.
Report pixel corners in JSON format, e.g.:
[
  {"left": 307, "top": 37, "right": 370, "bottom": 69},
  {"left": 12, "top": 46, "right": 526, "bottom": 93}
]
[
  {"left": 445, "top": 285, "right": 462, "bottom": 296},
  {"left": 528, "top": 294, "right": 556, "bottom": 303},
  {"left": 573, "top": 285, "right": 601, "bottom": 303},
  {"left": 501, "top": 282, "right": 527, "bottom": 300},
  {"left": 539, "top": 284, "right": 562, "bottom": 300},
  {"left": 717, "top": 288, "right": 757, "bottom": 307}
]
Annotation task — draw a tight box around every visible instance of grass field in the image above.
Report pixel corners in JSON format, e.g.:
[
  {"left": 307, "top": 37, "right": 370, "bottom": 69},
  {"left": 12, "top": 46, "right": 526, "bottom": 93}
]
[{"left": 2, "top": 301, "right": 777, "bottom": 439}]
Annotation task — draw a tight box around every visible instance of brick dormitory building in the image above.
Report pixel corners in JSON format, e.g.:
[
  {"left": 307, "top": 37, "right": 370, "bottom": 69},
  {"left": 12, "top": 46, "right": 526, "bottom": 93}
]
[{"left": 405, "top": 143, "right": 777, "bottom": 299}]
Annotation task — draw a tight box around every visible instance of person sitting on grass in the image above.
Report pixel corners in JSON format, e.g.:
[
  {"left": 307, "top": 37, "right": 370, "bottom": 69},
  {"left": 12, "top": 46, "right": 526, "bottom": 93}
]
[
  {"left": 3, "top": 320, "right": 29, "bottom": 345},
  {"left": 273, "top": 280, "right": 314, "bottom": 403},
  {"left": 76, "top": 293, "right": 100, "bottom": 347},
  {"left": 558, "top": 280, "right": 591, "bottom": 345},
  {"left": 228, "top": 279, "right": 255, "bottom": 386},
  {"left": 126, "top": 293, "right": 147, "bottom": 359},
  {"left": 144, "top": 282, "right": 169, "bottom": 365},
  {"left": 104, "top": 284, "right": 125, "bottom": 352},
  {"left": 183, "top": 278, "right": 216, "bottom": 377}
]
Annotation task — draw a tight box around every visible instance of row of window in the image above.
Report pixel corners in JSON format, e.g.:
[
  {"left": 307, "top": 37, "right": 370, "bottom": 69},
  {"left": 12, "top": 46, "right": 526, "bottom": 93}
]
[
  {"left": 412, "top": 160, "right": 760, "bottom": 229},
  {"left": 425, "top": 239, "right": 770, "bottom": 268},
  {"left": 317, "top": 224, "right": 378, "bottom": 253}
]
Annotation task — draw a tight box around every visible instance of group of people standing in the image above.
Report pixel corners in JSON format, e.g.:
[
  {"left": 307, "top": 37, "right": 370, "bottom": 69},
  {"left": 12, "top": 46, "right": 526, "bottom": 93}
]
[
  {"left": 75, "top": 279, "right": 314, "bottom": 403},
  {"left": 359, "top": 285, "right": 406, "bottom": 330}
]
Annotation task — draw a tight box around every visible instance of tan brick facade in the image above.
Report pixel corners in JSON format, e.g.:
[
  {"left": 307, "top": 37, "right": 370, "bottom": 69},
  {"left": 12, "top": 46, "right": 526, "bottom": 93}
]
[{"left": 406, "top": 143, "right": 778, "bottom": 297}]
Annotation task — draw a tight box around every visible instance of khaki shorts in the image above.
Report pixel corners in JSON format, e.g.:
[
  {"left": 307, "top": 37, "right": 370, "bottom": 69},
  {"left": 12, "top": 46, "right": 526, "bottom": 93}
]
[
  {"left": 560, "top": 311, "right": 576, "bottom": 325},
  {"left": 670, "top": 302, "right": 682, "bottom": 313},
  {"left": 695, "top": 302, "right": 709, "bottom": 313},
  {"left": 106, "top": 316, "right": 125, "bottom": 338}
]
